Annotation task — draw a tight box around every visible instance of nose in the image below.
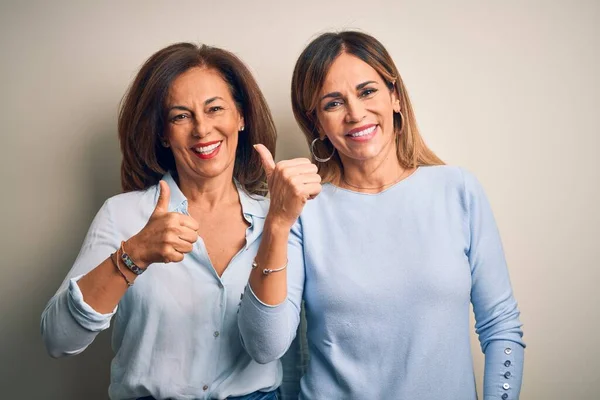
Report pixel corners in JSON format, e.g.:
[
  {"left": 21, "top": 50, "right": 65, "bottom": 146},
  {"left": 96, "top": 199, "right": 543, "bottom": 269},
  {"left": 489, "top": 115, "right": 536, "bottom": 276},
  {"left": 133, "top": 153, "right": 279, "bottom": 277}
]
[
  {"left": 344, "top": 97, "right": 366, "bottom": 124},
  {"left": 192, "top": 115, "right": 212, "bottom": 138}
]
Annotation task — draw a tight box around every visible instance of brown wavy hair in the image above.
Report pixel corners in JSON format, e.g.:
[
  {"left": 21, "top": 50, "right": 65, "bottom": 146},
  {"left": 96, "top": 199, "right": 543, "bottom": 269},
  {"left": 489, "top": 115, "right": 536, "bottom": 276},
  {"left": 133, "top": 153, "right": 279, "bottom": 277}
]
[
  {"left": 118, "top": 43, "right": 276, "bottom": 195},
  {"left": 291, "top": 31, "right": 443, "bottom": 183}
]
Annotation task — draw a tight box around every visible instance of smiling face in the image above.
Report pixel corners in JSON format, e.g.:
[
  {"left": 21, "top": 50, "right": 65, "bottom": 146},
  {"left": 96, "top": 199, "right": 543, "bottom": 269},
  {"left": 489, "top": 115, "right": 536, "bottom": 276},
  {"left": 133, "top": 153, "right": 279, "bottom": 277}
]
[
  {"left": 164, "top": 67, "right": 244, "bottom": 183},
  {"left": 315, "top": 52, "right": 400, "bottom": 165}
]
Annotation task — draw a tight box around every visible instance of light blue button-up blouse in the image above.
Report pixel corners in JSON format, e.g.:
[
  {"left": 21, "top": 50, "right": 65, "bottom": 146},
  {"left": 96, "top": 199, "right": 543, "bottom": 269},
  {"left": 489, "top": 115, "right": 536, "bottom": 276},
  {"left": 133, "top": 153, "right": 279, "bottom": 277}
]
[{"left": 41, "top": 172, "right": 282, "bottom": 400}]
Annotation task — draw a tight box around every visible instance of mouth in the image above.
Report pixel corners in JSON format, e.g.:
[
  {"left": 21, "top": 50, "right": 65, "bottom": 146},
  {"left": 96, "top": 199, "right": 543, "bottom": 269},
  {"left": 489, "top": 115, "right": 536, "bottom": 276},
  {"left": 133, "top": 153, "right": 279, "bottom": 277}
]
[
  {"left": 346, "top": 124, "right": 378, "bottom": 141},
  {"left": 191, "top": 140, "right": 222, "bottom": 160}
]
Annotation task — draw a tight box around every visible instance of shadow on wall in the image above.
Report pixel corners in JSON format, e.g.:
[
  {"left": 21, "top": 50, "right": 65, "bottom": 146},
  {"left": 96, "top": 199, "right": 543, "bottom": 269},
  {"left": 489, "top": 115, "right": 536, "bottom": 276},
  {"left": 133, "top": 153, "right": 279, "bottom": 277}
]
[{"left": 20, "top": 126, "right": 121, "bottom": 400}]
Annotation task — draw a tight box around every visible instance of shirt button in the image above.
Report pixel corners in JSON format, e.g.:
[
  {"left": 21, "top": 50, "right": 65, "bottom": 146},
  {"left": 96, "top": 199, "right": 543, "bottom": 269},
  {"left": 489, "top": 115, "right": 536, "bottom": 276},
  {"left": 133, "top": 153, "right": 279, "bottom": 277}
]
[
  {"left": 504, "top": 347, "right": 512, "bottom": 355},
  {"left": 502, "top": 394, "right": 508, "bottom": 400},
  {"left": 213, "top": 331, "right": 220, "bottom": 338},
  {"left": 203, "top": 385, "right": 208, "bottom": 391},
  {"left": 504, "top": 371, "right": 512, "bottom": 379},
  {"left": 504, "top": 360, "right": 511, "bottom": 367},
  {"left": 503, "top": 383, "right": 510, "bottom": 390},
  {"left": 218, "top": 282, "right": 223, "bottom": 289}
]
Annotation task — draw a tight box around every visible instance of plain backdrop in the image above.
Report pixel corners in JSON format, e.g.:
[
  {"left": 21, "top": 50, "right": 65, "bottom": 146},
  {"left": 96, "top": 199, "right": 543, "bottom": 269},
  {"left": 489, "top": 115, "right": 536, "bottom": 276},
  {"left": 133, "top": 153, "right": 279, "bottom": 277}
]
[{"left": 1, "top": 1, "right": 598, "bottom": 399}]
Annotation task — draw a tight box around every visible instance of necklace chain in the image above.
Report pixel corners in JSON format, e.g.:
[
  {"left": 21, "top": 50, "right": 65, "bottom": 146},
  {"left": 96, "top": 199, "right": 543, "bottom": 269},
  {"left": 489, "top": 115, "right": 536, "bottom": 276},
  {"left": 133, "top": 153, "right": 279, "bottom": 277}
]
[{"left": 342, "top": 167, "right": 409, "bottom": 191}]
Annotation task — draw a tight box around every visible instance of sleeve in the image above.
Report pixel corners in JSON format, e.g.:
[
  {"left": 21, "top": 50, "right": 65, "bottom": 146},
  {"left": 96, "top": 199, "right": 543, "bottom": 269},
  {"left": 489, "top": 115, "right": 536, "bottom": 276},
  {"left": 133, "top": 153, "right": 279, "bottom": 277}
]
[
  {"left": 237, "top": 218, "right": 305, "bottom": 365},
  {"left": 278, "top": 302, "right": 310, "bottom": 400},
  {"left": 462, "top": 169, "right": 526, "bottom": 400},
  {"left": 40, "top": 199, "right": 119, "bottom": 358}
]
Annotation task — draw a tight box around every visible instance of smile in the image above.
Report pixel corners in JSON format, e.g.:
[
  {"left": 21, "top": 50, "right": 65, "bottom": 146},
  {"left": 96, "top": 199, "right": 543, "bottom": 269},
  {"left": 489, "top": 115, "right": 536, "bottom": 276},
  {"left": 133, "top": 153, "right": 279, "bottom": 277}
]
[
  {"left": 346, "top": 124, "right": 378, "bottom": 141},
  {"left": 191, "top": 141, "right": 222, "bottom": 159}
]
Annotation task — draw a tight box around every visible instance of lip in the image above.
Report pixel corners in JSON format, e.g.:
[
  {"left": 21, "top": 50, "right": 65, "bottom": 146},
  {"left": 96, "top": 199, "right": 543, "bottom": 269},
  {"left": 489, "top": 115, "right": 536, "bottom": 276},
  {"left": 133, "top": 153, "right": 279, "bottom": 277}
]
[
  {"left": 191, "top": 140, "right": 222, "bottom": 160},
  {"left": 346, "top": 124, "right": 378, "bottom": 142},
  {"left": 346, "top": 124, "right": 377, "bottom": 136}
]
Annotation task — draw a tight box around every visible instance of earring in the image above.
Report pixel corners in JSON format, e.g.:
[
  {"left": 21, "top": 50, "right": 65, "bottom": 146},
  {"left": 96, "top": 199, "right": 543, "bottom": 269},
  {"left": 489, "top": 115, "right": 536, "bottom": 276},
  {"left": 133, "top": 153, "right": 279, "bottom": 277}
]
[
  {"left": 393, "top": 107, "right": 405, "bottom": 134},
  {"left": 310, "top": 137, "right": 336, "bottom": 163},
  {"left": 240, "top": 126, "right": 245, "bottom": 132},
  {"left": 161, "top": 140, "right": 170, "bottom": 148},
  {"left": 396, "top": 110, "right": 404, "bottom": 133}
]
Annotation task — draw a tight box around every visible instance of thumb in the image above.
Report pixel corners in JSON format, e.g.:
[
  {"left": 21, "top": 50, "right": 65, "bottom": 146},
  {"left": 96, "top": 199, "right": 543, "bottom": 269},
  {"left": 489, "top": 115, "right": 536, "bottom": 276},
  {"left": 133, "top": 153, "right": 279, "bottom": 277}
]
[
  {"left": 253, "top": 144, "right": 275, "bottom": 176},
  {"left": 153, "top": 180, "right": 170, "bottom": 215}
]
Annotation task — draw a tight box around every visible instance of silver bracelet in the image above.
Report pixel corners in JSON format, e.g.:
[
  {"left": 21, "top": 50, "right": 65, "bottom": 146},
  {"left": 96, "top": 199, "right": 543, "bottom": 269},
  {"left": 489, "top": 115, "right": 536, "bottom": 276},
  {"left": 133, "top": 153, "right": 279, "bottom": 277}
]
[{"left": 252, "top": 259, "right": 288, "bottom": 275}]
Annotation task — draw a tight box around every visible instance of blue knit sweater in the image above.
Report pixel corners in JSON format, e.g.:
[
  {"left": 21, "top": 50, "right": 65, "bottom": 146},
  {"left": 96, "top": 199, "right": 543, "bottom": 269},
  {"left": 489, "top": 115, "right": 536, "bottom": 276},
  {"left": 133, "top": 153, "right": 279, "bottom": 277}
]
[{"left": 239, "top": 165, "right": 525, "bottom": 400}]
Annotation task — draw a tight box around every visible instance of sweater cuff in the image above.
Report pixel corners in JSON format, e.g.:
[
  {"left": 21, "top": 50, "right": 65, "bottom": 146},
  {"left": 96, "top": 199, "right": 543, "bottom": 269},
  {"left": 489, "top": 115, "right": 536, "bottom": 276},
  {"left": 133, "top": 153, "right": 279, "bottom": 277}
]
[
  {"left": 484, "top": 340, "right": 524, "bottom": 400},
  {"left": 67, "top": 275, "right": 117, "bottom": 331}
]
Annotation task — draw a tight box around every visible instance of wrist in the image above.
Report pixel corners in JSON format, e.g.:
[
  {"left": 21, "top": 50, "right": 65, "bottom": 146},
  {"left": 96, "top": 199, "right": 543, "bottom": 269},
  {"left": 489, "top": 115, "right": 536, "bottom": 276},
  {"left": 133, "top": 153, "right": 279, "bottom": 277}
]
[
  {"left": 264, "top": 215, "right": 293, "bottom": 236},
  {"left": 123, "top": 236, "right": 150, "bottom": 269}
]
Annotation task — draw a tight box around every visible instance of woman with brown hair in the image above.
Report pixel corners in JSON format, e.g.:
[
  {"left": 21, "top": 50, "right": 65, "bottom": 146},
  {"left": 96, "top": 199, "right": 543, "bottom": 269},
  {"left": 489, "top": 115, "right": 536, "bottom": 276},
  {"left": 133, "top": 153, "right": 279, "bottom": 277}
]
[
  {"left": 41, "top": 43, "right": 281, "bottom": 400},
  {"left": 239, "top": 31, "right": 525, "bottom": 399}
]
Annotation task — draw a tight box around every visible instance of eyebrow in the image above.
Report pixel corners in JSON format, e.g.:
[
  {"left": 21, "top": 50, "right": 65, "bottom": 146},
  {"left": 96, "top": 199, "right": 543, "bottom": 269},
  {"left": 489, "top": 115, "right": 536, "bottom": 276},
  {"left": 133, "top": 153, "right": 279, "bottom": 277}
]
[
  {"left": 167, "top": 96, "right": 224, "bottom": 113},
  {"left": 319, "top": 81, "right": 379, "bottom": 102}
]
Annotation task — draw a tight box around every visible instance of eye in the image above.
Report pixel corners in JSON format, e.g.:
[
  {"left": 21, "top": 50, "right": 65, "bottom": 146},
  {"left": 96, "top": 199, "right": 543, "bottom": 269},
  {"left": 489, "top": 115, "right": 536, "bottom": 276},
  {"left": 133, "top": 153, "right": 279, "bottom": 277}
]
[
  {"left": 360, "top": 88, "right": 378, "bottom": 98},
  {"left": 170, "top": 114, "right": 190, "bottom": 124},
  {"left": 324, "top": 100, "right": 343, "bottom": 111},
  {"left": 208, "top": 106, "right": 224, "bottom": 113}
]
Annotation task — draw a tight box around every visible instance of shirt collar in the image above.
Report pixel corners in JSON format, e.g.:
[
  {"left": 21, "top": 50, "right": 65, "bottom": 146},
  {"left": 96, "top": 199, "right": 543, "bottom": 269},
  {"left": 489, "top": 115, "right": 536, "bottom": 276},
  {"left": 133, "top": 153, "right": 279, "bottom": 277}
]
[{"left": 160, "top": 172, "right": 267, "bottom": 218}]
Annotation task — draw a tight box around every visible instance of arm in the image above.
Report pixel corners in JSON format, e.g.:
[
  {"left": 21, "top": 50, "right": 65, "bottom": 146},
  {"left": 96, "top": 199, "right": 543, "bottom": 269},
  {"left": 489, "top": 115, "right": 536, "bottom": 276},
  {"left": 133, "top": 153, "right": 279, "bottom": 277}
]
[
  {"left": 41, "top": 181, "right": 199, "bottom": 357},
  {"left": 462, "top": 169, "right": 525, "bottom": 399},
  {"left": 238, "top": 218, "right": 306, "bottom": 364},
  {"left": 238, "top": 144, "right": 320, "bottom": 364},
  {"left": 41, "top": 199, "right": 121, "bottom": 358}
]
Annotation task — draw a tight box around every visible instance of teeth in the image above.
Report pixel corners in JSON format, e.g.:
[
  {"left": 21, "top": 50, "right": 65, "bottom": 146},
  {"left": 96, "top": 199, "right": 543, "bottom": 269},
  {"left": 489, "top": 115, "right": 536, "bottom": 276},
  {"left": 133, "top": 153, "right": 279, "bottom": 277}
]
[
  {"left": 193, "top": 142, "right": 221, "bottom": 154},
  {"left": 349, "top": 126, "right": 376, "bottom": 137}
]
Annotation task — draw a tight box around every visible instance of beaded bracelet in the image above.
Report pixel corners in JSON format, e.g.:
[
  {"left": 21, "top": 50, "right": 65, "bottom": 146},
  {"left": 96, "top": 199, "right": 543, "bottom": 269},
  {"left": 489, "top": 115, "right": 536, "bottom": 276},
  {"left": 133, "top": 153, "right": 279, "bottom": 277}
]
[
  {"left": 110, "top": 252, "right": 133, "bottom": 287},
  {"left": 120, "top": 241, "right": 145, "bottom": 275},
  {"left": 252, "top": 259, "right": 288, "bottom": 275}
]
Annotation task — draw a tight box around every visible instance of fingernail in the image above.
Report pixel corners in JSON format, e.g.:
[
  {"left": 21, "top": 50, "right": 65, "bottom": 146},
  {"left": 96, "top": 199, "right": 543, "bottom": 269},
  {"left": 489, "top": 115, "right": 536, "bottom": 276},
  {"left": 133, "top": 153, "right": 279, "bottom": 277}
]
[{"left": 252, "top": 144, "right": 258, "bottom": 149}]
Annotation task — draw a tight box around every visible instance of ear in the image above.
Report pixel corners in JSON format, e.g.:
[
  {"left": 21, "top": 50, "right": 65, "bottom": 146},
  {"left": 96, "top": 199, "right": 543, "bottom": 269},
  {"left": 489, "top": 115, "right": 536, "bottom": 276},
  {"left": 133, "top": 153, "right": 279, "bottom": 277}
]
[
  {"left": 391, "top": 92, "right": 401, "bottom": 113},
  {"left": 315, "top": 122, "right": 327, "bottom": 140},
  {"left": 238, "top": 115, "right": 245, "bottom": 132}
]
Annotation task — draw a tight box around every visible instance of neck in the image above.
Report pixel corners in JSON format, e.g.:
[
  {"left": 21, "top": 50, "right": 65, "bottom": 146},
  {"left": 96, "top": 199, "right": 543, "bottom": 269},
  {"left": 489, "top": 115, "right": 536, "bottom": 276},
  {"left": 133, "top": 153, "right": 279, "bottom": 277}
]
[
  {"left": 177, "top": 169, "right": 238, "bottom": 212},
  {"left": 339, "top": 140, "right": 405, "bottom": 193}
]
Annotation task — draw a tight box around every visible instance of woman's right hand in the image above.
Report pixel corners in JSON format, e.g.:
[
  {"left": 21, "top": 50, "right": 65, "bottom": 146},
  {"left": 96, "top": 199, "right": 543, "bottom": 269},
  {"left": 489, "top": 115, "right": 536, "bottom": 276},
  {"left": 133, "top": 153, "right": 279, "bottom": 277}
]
[
  {"left": 254, "top": 144, "right": 322, "bottom": 231},
  {"left": 125, "top": 181, "right": 199, "bottom": 268}
]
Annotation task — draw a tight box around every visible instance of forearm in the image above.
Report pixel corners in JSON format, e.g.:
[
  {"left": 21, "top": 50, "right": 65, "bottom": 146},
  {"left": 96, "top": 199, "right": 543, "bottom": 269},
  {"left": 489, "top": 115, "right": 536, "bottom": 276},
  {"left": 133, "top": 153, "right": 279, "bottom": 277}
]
[
  {"left": 248, "top": 217, "right": 290, "bottom": 305},
  {"left": 41, "top": 280, "right": 115, "bottom": 358},
  {"left": 239, "top": 217, "right": 305, "bottom": 364},
  {"left": 483, "top": 340, "right": 524, "bottom": 400},
  {"left": 77, "top": 254, "right": 137, "bottom": 314}
]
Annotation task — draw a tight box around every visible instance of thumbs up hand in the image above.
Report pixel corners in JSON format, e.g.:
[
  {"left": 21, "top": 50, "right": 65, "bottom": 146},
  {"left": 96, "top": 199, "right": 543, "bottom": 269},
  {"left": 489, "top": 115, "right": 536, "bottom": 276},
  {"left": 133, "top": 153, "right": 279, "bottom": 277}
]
[
  {"left": 254, "top": 144, "right": 322, "bottom": 230},
  {"left": 125, "top": 180, "right": 200, "bottom": 268}
]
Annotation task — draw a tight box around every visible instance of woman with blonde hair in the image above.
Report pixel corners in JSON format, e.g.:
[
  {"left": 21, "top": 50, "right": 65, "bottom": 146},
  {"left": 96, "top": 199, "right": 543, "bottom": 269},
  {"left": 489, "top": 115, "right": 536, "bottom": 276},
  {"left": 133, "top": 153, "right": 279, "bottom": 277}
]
[{"left": 239, "top": 31, "right": 525, "bottom": 400}]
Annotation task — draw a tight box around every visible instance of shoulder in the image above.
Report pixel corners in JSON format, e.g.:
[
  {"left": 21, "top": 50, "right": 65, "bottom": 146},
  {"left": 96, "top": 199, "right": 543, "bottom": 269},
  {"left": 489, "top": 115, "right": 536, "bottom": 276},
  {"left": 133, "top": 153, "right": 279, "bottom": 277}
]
[
  {"left": 104, "top": 187, "right": 154, "bottom": 209},
  {"left": 415, "top": 165, "right": 464, "bottom": 186},
  {"left": 98, "top": 186, "right": 157, "bottom": 223},
  {"left": 415, "top": 165, "right": 485, "bottom": 194}
]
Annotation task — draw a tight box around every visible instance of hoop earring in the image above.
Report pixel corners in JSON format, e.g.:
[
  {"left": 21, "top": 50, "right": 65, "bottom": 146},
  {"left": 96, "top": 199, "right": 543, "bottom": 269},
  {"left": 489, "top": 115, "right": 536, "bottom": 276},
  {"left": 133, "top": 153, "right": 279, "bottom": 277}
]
[
  {"left": 310, "top": 137, "right": 336, "bottom": 163},
  {"left": 395, "top": 110, "right": 405, "bottom": 134}
]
